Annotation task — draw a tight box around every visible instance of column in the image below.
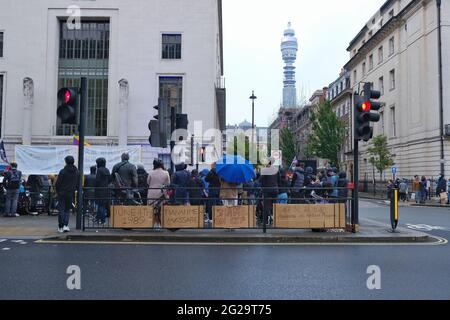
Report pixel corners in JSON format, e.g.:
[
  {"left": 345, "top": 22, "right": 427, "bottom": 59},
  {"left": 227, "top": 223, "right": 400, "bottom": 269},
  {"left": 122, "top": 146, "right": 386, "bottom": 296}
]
[
  {"left": 22, "top": 77, "right": 33, "bottom": 145},
  {"left": 118, "top": 79, "right": 129, "bottom": 146}
]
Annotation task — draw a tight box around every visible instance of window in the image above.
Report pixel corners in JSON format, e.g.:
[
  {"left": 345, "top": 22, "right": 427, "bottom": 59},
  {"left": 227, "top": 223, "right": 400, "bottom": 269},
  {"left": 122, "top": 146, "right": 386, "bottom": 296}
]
[
  {"left": 362, "top": 62, "right": 366, "bottom": 76},
  {"left": 390, "top": 69, "right": 396, "bottom": 90},
  {"left": 57, "top": 21, "right": 110, "bottom": 136},
  {"left": 368, "top": 30, "right": 373, "bottom": 37},
  {"left": 159, "top": 77, "right": 183, "bottom": 140},
  {"left": 378, "top": 46, "right": 384, "bottom": 64},
  {"left": 389, "top": 37, "right": 395, "bottom": 56},
  {"left": 353, "top": 70, "right": 357, "bottom": 84},
  {"left": 379, "top": 76, "right": 384, "bottom": 95},
  {"left": 0, "top": 74, "right": 3, "bottom": 136},
  {"left": 389, "top": 9, "right": 394, "bottom": 18},
  {"left": 380, "top": 111, "right": 385, "bottom": 135},
  {"left": 390, "top": 106, "right": 396, "bottom": 137},
  {"left": 369, "top": 54, "right": 374, "bottom": 70},
  {"left": 162, "top": 34, "right": 182, "bottom": 59},
  {"left": 0, "top": 32, "right": 3, "bottom": 57}
]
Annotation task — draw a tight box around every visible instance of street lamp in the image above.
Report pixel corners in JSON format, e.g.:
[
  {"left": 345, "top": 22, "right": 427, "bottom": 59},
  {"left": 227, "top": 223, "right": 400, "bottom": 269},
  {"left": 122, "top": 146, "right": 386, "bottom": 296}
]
[{"left": 249, "top": 91, "right": 257, "bottom": 161}]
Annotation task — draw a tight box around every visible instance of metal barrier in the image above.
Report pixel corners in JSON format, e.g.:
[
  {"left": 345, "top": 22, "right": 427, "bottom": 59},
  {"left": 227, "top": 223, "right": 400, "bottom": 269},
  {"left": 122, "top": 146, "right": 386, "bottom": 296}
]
[{"left": 81, "top": 186, "right": 355, "bottom": 233}]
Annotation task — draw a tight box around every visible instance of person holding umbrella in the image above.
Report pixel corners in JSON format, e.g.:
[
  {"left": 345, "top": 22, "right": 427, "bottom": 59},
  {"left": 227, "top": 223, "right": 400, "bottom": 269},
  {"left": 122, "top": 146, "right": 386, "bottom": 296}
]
[{"left": 215, "top": 155, "right": 256, "bottom": 207}]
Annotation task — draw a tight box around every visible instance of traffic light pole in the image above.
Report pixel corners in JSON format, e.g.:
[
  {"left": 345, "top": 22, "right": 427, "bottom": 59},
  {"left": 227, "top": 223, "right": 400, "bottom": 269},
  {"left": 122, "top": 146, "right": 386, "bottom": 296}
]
[
  {"left": 352, "top": 91, "right": 360, "bottom": 232},
  {"left": 76, "top": 77, "right": 87, "bottom": 231},
  {"left": 170, "top": 106, "right": 176, "bottom": 174}
]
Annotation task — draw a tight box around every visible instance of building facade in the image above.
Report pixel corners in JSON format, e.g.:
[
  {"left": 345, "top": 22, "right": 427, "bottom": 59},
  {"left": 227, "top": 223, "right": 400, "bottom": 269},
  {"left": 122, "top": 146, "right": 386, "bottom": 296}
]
[
  {"left": 328, "top": 70, "right": 353, "bottom": 176},
  {"left": 0, "top": 0, "right": 225, "bottom": 168},
  {"left": 344, "top": 0, "right": 449, "bottom": 180}
]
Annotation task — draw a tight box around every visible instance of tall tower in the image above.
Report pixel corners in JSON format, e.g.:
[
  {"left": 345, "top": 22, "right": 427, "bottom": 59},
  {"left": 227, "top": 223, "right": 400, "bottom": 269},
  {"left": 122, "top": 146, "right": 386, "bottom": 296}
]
[{"left": 281, "top": 22, "right": 298, "bottom": 108}]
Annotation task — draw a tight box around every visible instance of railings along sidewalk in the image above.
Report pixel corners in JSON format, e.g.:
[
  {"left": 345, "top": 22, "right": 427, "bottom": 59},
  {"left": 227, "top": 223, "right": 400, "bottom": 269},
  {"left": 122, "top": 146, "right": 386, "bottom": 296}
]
[{"left": 81, "top": 186, "right": 355, "bottom": 233}]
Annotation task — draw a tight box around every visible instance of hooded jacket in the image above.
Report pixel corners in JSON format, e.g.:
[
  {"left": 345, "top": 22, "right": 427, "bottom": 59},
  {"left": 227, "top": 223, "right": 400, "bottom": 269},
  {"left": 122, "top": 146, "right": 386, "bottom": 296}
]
[
  {"left": 95, "top": 158, "right": 112, "bottom": 205},
  {"left": 55, "top": 164, "right": 79, "bottom": 195},
  {"left": 337, "top": 172, "right": 349, "bottom": 200}
]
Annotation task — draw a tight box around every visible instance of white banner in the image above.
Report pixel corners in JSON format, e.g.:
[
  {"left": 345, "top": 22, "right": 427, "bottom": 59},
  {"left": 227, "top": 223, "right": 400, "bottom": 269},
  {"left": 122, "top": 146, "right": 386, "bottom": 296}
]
[{"left": 15, "top": 146, "right": 142, "bottom": 175}]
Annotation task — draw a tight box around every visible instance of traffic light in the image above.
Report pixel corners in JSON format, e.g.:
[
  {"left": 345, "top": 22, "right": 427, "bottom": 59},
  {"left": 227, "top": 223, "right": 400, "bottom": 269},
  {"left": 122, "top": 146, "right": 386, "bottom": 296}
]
[
  {"left": 176, "top": 114, "right": 188, "bottom": 130},
  {"left": 149, "top": 98, "right": 167, "bottom": 148},
  {"left": 354, "top": 83, "right": 382, "bottom": 142},
  {"left": 57, "top": 87, "right": 78, "bottom": 124}
]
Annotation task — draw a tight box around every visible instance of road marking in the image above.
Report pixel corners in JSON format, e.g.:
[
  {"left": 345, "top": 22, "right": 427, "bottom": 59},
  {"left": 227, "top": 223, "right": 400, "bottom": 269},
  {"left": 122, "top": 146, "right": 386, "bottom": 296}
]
[
  {"left": 35, "top": 236, "right": 447, "bottom": 247},
  {"left": 0, "top": 239, "right": 7, "bottom": 243},
  {"left": 406, "top": 224, "right": 450, "bottom": 232},
  {"left": 2, "top": 248, "right": 11, "bottom": 251}
]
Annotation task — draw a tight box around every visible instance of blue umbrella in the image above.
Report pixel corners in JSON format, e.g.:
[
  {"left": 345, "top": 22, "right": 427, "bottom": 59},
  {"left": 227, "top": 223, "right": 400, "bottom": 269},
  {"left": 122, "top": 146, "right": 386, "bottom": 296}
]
[
  {"left": 200, "top": 169, "right": 210, "bottom": 176},
  {"left": 216, "top": 155, "right": 256, "bottom": 184}
]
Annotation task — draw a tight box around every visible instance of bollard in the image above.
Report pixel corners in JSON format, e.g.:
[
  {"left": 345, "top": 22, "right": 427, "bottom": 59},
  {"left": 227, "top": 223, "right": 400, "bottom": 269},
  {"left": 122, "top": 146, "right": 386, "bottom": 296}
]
[{"left": 390, "top": 188, "right": 399, "bottom": 231}]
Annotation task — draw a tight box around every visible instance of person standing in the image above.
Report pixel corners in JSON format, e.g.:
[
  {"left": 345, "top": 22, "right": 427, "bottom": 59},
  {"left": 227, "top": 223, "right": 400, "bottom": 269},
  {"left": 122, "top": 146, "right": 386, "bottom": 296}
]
[
  {"left": 147, "top": 159, "right": 170, "bottom": 228},
  {"left": 205, "top": 162, "right": 221, "bottom": 222},
  {"left": 55, "top": 156, "right": 79, "bottom": 233},
  {"left": 111, "top": 153, "right": 138, "bottom": 202},
  {"left": 3, "top": 162, "right": 22, "bottom": 217},
  {"left": 412, "top": 175, "right": 421, "bottom": 203},
  {"left": 137, "top": 164, "right": 149, "bottom": 202},
  {"left": 172, "top": 163, "right": 191, "bottom": 205},
  {"left": 84, "top": 166, "right": 97, "bottom": 212},
  {"left": 399, "top": 179, "right": 408, "bottom": 202},
  {"left": 187, "top": 169, "right": 206, "bottom": 206},
  {"left": 419, "top": 176, "right": 428, "bottom": 204},
  {"left": 95, "top": 158, "right": 111, "bottom": 225},
  {"left": 290, "top": 161, "right": 304, "bottom": 203},
  {"left": 436, "top": 174, "right": 447, "bottom": 204},
  {"left": 337, "top": 171, "right": 349, "bottom": 203},
  {"left": 277, "top": 169, "right": 289, "bottom": 204},
  {"left": 260, "top": 158, "right": 281, "bottom": 225}
]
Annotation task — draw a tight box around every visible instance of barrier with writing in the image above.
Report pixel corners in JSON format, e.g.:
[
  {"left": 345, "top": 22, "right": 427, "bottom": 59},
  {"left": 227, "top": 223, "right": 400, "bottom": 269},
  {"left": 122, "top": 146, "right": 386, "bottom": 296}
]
[
  {"left": 213, "top": 206, "right": 256, "bottom": 229},
  {"left": 161, "top": 206, "right": 204, "bottom": 229},
  {"left": 274, "top": 204, "right": 346, "bottom": 228},
  {"left": 110, "top": 206, "right": 154, "bottom": 228}
]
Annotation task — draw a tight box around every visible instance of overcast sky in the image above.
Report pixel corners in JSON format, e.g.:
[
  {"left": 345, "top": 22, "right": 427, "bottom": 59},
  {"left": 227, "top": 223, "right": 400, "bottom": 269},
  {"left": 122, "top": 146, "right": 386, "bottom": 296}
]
[{"left": 223, "top": 0, "right": 386, "bottom": 127}]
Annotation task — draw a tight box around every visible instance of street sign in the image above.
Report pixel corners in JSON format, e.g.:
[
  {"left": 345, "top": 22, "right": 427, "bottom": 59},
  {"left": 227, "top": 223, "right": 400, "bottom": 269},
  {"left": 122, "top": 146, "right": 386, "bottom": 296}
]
[
  {"left": 271, "top": 150, "right": 282, "bottom": 166},
  {"left": 391, "top": 167, "right": 397, "bottom": 175}
]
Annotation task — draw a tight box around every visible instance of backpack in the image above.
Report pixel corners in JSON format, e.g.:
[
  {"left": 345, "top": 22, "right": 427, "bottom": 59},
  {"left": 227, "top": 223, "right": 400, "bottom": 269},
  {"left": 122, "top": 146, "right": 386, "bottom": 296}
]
[{"left": 7, "top": 170, "right": 21, "bottom": 189}]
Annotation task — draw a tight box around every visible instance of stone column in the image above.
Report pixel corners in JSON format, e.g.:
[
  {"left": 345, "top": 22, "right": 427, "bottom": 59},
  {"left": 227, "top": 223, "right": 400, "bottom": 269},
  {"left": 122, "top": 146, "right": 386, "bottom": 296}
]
[
  {"left": 22, "top": 77, "right": 33, "bottom": 145},
  {"left": 118, "top": 79, "right": 129, "bottom": 146}
]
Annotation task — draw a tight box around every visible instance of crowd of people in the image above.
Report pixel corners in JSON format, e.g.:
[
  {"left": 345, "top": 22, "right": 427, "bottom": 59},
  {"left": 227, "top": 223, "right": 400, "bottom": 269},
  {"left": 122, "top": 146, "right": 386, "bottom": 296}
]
[
  {"left": 387, "top": 174, "right": 450, "bottom": 205},
  {"left": 5, "top": 153, "right": 450, "bottom": 232}
]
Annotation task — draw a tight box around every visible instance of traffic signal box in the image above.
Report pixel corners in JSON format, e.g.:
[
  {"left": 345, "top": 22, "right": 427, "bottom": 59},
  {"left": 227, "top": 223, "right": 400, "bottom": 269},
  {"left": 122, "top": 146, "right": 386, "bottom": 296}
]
[{"left": 354, "top": 82, "right": 382, "bottom": 142}]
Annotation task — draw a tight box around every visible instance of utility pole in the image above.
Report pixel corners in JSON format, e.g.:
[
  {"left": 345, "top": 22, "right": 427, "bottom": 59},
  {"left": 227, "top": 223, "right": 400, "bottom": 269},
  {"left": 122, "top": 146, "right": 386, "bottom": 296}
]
[{"left": 250, "top": 91, "right": 257, "bottom": 161}]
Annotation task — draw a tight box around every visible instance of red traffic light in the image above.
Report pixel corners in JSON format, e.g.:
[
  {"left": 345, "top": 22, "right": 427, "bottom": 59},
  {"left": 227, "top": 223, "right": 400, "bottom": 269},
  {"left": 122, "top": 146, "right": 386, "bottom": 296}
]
[
  {"left": 362, "top": 101, "right": 371, "bottom": 111},
  {"left": 64, "top": 90, "right": 71, "bottom": 104}
]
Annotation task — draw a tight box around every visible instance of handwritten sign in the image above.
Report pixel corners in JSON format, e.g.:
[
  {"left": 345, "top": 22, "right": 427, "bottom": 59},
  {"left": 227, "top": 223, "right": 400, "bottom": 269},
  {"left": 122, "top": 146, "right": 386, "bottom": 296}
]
[
  {"left": 110, "top": 206, "right": 154, "bottom": 229},
  {"left": 162, "top": 206, "right": 204, "bottom": 228},
  {"left": 274, "top": 204, "right": 346, "bottom": 229},
  {"left": 213, "top": 206, "right": 256, "bottom": 229}
]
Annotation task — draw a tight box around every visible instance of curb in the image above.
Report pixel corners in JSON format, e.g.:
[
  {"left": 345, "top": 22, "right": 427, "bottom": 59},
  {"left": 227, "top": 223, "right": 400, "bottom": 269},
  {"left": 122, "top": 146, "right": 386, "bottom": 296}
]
[{"left": 41, "top": 230, "right": 431, "bottom": 244}]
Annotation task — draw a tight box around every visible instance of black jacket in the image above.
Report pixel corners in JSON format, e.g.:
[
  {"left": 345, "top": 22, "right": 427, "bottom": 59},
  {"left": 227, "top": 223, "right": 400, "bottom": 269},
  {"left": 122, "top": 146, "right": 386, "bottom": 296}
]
[
  {"left": 337, "top": 172, "right": 349, "bottom": 200},
  {"left": 56, "top": 165, "right": 79, "bottom": 195},
  {"left": 95, "top": 158, "right": 112, "bottom": 206},
  {"left": 187, "top": 176, "right": 205, "bottom": 201},
  {"left": 84, "top": 173, "right": 96, "bottom": 199},
  {"left": 260, "top": 169, "right": 281, "bottom": 194},
  {"left": 112, "top": 161, "right": 138, "bottom": 188},
  {"left": 205, "top": 169, "right": 221, "bottom": 194},
  {"left": 3, "top": 169, "right": 22, "bottom": 190}
]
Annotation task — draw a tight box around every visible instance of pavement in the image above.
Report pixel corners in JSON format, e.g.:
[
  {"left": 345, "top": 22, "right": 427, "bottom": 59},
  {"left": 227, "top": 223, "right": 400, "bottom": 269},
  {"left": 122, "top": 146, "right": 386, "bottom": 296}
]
[{"left": 0, "top": 210, "right": 431, "bottom": 244}]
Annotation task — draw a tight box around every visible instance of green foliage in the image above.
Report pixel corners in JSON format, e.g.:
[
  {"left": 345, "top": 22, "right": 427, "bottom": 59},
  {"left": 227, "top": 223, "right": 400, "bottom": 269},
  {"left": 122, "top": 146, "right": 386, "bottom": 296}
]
[
  {"left": 305, "top": 101, "right": 347, "bottom": 168},
  {"left": 280, "top": 127, "right": 297, "bottom": 168},
  {"left": 367, "top": 135, "right": 395, "bottom": 180}
]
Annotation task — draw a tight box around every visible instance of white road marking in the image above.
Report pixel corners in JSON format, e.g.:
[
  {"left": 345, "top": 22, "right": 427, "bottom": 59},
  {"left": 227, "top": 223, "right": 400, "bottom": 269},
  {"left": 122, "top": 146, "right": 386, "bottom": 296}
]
[
  {"left": 406, "top": 224, "right": 450, "bottom": 232},
  {"left": 0, "top": 239, "right": 7, "bottom": 243},
  {"left": 35, "top": 236, "right": 447, "bottom": 247},
  {"left": 2, "top": 248, "right": 11, "bottom": 251}
]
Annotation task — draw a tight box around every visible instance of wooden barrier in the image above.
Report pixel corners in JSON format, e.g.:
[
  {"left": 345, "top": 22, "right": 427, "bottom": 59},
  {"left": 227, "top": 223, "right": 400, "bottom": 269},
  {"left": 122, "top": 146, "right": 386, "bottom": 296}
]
[
  {"left": 213, "top": 206, "right": 256, "bottom": 229},
  {"left": 110, "top": 206, "right": 154, "bottom": 229},
  {"left": 161, "top": 206, "right": 204, "bottom": 228},
  {"left": 274, "top": 203, "right": 346, "bottom": 229}
]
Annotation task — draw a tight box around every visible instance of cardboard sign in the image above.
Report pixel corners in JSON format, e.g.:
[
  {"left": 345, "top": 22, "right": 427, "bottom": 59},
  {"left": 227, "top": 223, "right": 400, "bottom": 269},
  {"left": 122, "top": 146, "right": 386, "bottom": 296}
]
[
  {"left": 274, "top": 204, "right": 346, "bottom": 229},
  {"left": 213, "top": 206, "right": 256, "bottom": 229},
  {"left": 110, "top": 206, "right": 154, "bottom": 229},
  {"left": 161, "top": 206, "right": 204, "bottom": 228}
]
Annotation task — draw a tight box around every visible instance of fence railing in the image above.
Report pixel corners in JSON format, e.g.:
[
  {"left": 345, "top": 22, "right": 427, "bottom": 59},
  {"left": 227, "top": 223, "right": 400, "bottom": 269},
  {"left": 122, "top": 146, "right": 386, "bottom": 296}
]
[{"left": 81, "top": 186, "right": 354, "bottom": 233}]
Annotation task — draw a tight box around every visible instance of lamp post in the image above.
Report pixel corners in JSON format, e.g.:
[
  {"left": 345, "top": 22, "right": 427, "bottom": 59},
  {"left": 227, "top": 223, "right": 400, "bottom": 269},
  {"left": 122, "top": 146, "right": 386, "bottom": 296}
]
[{"left": 249, "top": 91, "right": 257, "bottom": 161}]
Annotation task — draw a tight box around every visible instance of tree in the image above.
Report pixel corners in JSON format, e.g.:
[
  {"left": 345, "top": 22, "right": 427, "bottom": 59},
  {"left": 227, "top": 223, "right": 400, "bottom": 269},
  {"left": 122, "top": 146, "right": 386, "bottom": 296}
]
[
  {"left": 367, "top": 135, "right": 395, "bottom": 182},
  {"left": 305, "top": 101, "right": 347, "bottom": 168},
  {"left": 280, "top": 127, "right": 297, "bottom": 168}
]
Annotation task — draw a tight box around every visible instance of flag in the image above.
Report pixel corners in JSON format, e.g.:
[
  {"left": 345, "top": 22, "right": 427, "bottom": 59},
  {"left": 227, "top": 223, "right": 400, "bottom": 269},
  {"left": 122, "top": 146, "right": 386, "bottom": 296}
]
[
  {"left": 72, "top": 135, "right": 91, "bottom": 147},
  {"left": 0, "top": 140, "right": 8, "bottom": 163}
]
